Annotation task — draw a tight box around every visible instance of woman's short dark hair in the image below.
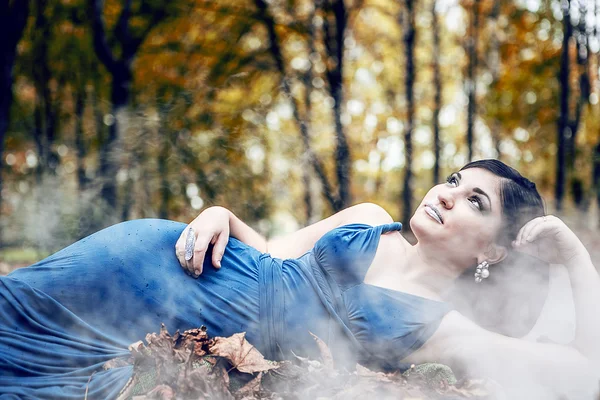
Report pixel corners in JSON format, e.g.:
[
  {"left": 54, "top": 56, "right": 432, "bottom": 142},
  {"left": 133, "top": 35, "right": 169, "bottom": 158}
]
[{"left": 447, "top": 159, "right": 549, "bottom": 338}]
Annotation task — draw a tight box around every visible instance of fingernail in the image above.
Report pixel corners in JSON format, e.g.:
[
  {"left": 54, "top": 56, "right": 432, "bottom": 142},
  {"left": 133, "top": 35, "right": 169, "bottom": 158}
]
[
  {"left": 195, "top": 269, "right": 201, "bottom": 276},
  {"left": 216, "top": 260, "right": 221, "bottom": 268}
]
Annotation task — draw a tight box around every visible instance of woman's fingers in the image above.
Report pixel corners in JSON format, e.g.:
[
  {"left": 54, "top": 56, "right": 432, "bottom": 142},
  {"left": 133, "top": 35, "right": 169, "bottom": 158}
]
[
  {"left": 175, "top": 233, "right": 188, "bottom": 271},
  {"left": 513, "top": 215, "right": 564, "bottom": 263},
  {"left": 515, "top": 217, "right": 543, "bottom": 247},
  {"left": 188, "top": 235, "right": 210, "bottom": 277},
  {"left": 175, "top": 210, "right": 231, "bottom": 277},
  {"left": 524, "top": 218, "right": 556, "bottom": 244},
  {"left": 211, "top": 232, "right": 229, "bottom": 269}
]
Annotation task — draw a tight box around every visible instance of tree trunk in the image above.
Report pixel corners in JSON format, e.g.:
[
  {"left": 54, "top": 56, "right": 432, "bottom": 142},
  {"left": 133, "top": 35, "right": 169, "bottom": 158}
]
[
  {"left": 323, "top": 0, "right": 351, "bottom": 210},
  {"left": 74, "top": 86, "right": 91, "bottom": 239},
  {"left": 301, "top": 5, "right": 318, "bottom": 224},
  {"left": 90, "top": 0, "right": 165, "bottom": 212},
  {"left": 158, "top": 132, "right": 170, "bottom": 220},
  {"left": 99, "top": 66, "right": 131, "bottom": 209},
  {"left": 31, "top": 0, "right": 62, "bottom": 180},
  {"left": 431, "top": 0, "right": 441, "bottom": 184},
  {"left": 74, "top": 87, "right": 88, "bottom": 192},
  {"left": 594, "top": 142, "right": 600, "bottom": 226},
  {"left": 569, "top": 0, "right": 591, "bottom": 210},
  {"left": 92, "top": 70, "right": 106, "bottom": 169},
  {"left": 488, "top": 1, "right": 501, "bottom": 159},
  {"left": 254, "top": 0, "right": 340, "bottom": 211},
  {"left": 402, "top": 0, "right": 416, "bottom": 227},
  {"left": 556, "top": 0, "right": 572, "bottom": 211},
  {"left": 466, "top": 0, "right": 480, "bottom": 162},
  {"left": 0, "top": 0, "right": 30, "bottom": 247}
]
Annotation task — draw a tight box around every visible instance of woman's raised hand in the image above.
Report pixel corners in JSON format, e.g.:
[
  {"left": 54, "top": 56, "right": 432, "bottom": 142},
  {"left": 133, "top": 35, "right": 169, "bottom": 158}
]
[
  {"left": 175, "top": 206, "right": 231, "bottom": 277},
  {"left": 512, "top": 215, "right": 589, "bottom": 266}
]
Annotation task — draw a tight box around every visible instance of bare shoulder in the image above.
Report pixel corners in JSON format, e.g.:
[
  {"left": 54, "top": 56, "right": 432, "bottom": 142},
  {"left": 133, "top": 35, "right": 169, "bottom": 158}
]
[{"left": 343, "top": 202, "right": 394, "bottom": 226}]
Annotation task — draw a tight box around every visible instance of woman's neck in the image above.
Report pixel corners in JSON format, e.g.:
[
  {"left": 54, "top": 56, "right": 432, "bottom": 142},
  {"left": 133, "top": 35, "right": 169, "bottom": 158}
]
[{"left": 400, "top": 243, "right": 467, "bottom": 297}]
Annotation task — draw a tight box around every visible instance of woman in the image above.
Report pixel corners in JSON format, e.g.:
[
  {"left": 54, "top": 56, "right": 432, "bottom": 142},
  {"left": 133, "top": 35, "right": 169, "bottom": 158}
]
[{"left": 1, "top": 159, "right": 598, "bottom": 399}]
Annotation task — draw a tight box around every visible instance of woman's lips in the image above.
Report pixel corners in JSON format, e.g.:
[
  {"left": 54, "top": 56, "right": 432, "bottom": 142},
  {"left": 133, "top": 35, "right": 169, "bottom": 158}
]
[{"left": 424, "top": 203, "right": 444, "bottom": 224}]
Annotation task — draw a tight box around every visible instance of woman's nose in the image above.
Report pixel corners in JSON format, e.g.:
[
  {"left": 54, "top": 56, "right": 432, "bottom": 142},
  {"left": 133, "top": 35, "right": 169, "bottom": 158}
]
[{"left": 437, "top": 191, "right": 454, "bottom": 209}]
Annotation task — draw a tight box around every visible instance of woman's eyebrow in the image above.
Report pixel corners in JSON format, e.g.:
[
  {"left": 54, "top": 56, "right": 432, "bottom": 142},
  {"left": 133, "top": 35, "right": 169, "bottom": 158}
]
[{"left": 473, "top": 187, "right": 492, "bottom": 210}]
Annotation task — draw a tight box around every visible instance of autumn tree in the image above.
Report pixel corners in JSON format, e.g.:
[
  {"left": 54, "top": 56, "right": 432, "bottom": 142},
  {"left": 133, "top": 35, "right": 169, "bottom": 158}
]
[
  {"left": 465, "top": 0, "right": 480, "bottom": 162},
  {"left": 0, "top": 0, "right": 30, "bottom": 245},
  {"left": 431, "top": 0, "right": 442, "bottom": 184},
  {"left": 30, "top": 0, "right": 65, "bottom": 180},
  {"left": 89, "top": 0, "right": 169, "bottom": 211},
  {"left": 254, "top": 0, "right": 339, "bottom": 214},
  {"left": 556, "top": 0, "right": 574, "bottom": 210},
  {"left": 255, "top": 0, "right": 354, "bottom": 213},
  {"left": 322, "top": 0, "right": 352, "bottom": 209},
  {"left": 484, "top": 0, "right": 501, "bottom": 159},
  {"left": 569, "top": 0, "right": 592, "bottom": 209},
  {"left": 401, "top": 0, "right": 416, "bottom": 226}
]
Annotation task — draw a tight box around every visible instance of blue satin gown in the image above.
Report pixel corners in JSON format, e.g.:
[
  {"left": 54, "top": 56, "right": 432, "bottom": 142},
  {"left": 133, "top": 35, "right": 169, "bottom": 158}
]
[{"left": 0, "top": 219, "right": 450, "bottom": 398}]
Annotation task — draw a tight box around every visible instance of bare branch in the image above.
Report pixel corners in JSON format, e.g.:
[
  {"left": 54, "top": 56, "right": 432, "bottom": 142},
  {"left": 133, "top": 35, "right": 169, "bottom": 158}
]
[
  {"left": 89, "top": 0, "right": 117, "bottom": 72},
  {"left": 114, "top": 0, "right": 133, "bottom": 47},
  {"left": 128, "top": 8, "right": 169, "bottom": 58}
]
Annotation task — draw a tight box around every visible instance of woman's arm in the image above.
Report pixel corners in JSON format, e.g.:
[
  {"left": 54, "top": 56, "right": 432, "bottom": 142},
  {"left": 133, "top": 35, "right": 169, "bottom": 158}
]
[
  {"left": 265, "top": 202, "right": 393, "bottom": 259},
  {"left": 176, "top": 203, "right": 393, "bottom": 276},
  {"left": 408, "top": 311, "right": 599, "bottom": 399},
  {"left": 513, "top": 215, "right": 600, "bottom": 362},
  {"left": 410, "top": 216, "right": 600, "bottom": 397},
  {"left": 231, "top": 202, "right": 393, "bottom": 258},
  {"left": 563, "top": 252, "right": 600, "bottom": 360}
]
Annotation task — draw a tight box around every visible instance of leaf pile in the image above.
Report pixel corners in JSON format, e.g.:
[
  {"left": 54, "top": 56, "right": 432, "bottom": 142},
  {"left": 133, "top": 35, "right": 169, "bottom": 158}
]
[{"left": 110, "top": 325, "right": 501, "bottom": 400}]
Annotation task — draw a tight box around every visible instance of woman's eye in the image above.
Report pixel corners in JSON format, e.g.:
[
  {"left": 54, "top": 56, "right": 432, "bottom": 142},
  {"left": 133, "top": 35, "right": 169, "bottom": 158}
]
[
  {"left": 469, "top": 197, "right": 482, "bottom": 210},
  {"left": 446, "top": 175, "right": 458, "bottom": 186}
]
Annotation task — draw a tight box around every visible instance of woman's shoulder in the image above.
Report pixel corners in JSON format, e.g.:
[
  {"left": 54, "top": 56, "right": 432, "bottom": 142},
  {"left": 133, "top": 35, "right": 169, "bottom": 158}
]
[
  {"left": 342, "top": 203, "right": 394, "bottom": 226},
  {"left": 312, "top": 203, "right": 396, "bottom": 251}
]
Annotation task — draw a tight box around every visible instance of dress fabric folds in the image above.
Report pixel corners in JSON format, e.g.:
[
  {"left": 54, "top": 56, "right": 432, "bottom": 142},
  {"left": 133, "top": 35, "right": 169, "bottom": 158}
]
[{"left": 0, "top": 219, "right": 450, "bottom": 398}]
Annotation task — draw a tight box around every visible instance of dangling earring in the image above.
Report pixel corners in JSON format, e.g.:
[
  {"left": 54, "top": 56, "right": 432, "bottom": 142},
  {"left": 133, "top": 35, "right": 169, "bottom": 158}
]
[{"left": 474, "top": 260, "right": 490, "bottom": 283}]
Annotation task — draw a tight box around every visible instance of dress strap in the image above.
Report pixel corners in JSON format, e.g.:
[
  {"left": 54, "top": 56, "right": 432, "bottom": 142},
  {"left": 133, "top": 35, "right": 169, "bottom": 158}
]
[{"left": 379, "top": 222, "right": 402, "bottom": 233}]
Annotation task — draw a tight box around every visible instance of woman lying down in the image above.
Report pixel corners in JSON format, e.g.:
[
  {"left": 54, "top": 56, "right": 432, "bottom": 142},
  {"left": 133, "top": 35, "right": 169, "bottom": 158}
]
[{"left": 1, "top": 159, "right": 599, "bottom": 399}]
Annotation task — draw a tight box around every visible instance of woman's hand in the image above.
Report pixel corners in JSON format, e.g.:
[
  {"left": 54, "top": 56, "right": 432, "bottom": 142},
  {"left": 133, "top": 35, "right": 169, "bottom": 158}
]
[
  {"left": 512, "top": 215, "right": 589, "bottom": 266},
  {"left": 175, "top": 206, "right": 231, "bottom": 277}
]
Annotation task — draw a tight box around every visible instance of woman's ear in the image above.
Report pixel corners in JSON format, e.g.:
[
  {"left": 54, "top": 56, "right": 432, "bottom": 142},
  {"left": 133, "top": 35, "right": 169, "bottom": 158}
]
[{"left": 484, "top": 244, "right": 508, "bottom": 265}]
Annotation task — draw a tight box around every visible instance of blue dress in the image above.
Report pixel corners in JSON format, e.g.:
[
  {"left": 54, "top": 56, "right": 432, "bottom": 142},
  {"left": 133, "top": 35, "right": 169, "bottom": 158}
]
[{"left": 0, "top": 219, "right": 451, "bottom": 398}]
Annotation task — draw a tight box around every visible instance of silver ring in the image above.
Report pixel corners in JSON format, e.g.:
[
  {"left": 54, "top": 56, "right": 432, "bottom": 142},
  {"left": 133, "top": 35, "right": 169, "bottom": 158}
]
[{"left": 184, "top": 226, "right": 195, "bottom": 261}]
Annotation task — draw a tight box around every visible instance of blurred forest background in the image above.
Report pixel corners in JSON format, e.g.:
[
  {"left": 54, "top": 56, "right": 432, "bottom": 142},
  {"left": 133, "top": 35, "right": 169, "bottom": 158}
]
[{"left": 1, "top": 0, "right": 600, "bottom": 264}]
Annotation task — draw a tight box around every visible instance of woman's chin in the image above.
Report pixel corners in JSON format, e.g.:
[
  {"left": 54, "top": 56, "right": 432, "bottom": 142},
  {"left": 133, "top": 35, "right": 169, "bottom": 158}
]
[{"left": 410, "top": 214, "right": 441, "bottom": 240}]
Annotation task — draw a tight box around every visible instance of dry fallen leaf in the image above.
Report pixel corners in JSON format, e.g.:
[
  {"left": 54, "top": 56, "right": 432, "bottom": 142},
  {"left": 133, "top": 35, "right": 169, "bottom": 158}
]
[
  {"left": 143, "top": 384, "right": 176, "bottom": 400},
  {"left": 355, "top": 363, "right": 395, "bottom": 383},
  {"left": 235, "top": 372, "right": 263, "bottom": 398},
  {"left": 209, "top": 332, "right": 280, "bottom": 374},
  {"left": 309, "top": 331, "right": 334, "bottom": 369},
  {"left": 176, "top": 361, "right": 234, "bottom": 400},
  {"left": 123, "top": 325, "right": 494, "bottom": 400}
]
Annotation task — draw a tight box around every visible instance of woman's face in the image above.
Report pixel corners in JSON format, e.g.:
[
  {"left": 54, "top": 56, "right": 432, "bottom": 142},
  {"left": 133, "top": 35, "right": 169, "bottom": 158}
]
[{"left": 410, "top": 167, "right": 506, "bottom": 267}]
